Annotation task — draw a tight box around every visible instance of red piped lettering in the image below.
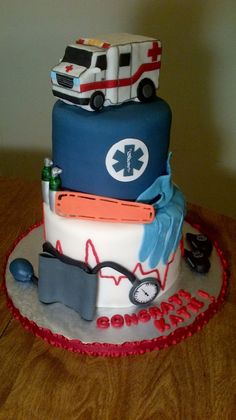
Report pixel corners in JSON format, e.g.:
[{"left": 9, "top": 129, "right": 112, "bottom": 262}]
[
  {"left": 124, "top": 313, "right": 138, "bottom": 326},
  {"left": 137, "top": 310, "right": 151, "bottom": 323},
  {"left": 169, "top": 314, "right": 184, "bottom": 327},
  {"left": 177, "top": 306, "right": 191, "bottom": 319},
  {"left": 168, "top": 294, "right": 183, "bottom": 306},
  {"left": 187, "top": 298, "right": 204, "bottom": 313},
  {"left": 160, "top": 301, "right": 175, "bottom": 315},
  {"left": 154, "top": 318, "right": 170, "bottom": 333},
  {"left": 111, "top": 314, "right": 124, "bottom": 328},
  {"left": 148, "top": 306, "right": 162, "bottom": 319},
  {"left": 179, "top": 289, "right": 192, "bottom": 300},
  {"left": 197, "top": 289, "right": 215, "bottom": 302},
  {"left": 96, "top": 316, "right": 110, "bottom": 329}
]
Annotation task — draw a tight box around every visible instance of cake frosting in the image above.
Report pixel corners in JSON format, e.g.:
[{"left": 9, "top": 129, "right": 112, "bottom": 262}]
[
  {"left": 43, "top": 202, "right": 183, "bottom": 308},
  {"left": 52, "top": 98, "right": 171, "bottom": 199},
  {"left": 11, "top": 33, "right": 186, "bottom": 321}
]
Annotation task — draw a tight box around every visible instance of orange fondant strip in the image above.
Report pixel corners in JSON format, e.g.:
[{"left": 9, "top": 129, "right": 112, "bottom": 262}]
[{"left": 55, "top": 191, "right": 155, "bottom": 224}]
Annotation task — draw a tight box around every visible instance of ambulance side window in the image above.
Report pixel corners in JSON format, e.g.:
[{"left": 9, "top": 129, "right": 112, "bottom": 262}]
[
  {"left": 96, "top": 55, "right": 107, "bottom": 70},
  {"left": 119, "top": 53, "right": 131, "bottom": 67}
]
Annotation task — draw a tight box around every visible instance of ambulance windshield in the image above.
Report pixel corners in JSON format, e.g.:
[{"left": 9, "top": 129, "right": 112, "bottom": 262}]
[{"left": 62, "top": 47, "right": 92, "bottom": 68}]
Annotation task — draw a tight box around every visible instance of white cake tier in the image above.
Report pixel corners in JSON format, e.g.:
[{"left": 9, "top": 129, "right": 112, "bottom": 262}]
[{"left": 43, "top": 203, "right": 182, "bottom": 308}]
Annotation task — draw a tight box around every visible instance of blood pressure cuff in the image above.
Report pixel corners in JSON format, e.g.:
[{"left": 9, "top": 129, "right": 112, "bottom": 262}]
[{"left": 38, "top": 253, "right": 98, "bottom": 321}]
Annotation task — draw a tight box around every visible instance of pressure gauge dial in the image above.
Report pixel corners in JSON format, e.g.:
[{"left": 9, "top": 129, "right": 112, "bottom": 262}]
[{"left": 129, "top": 277, "right": 160, "bottom": 305}]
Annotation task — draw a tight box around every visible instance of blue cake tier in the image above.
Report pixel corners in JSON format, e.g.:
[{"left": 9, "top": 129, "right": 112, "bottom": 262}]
[{"left": 52, "top": 97, "right": 172, "bottom": 200}]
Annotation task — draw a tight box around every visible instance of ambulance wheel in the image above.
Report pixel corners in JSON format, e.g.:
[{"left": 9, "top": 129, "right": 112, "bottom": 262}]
[
  {"left": 90, "top": 91, "right": 105, "bottom": 111},
  {"left": 137, "top": 79, "right": 156, "bottom": 102}
]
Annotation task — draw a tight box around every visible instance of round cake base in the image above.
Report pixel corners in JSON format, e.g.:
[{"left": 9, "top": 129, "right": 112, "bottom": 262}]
[{"left": 3, "top": 221, "right": 228, "bottom": 357}]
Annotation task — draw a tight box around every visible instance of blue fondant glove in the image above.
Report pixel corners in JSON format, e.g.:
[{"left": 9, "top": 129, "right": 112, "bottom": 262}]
[
  {"left": 139, "top": 187, "right": 185, "bottom": 267},
  {"left": 137, "top": 152, "right": 174, "bottom": 208},
  {"left": 137, "top": 154, "right": 186, "bottom": 267}
]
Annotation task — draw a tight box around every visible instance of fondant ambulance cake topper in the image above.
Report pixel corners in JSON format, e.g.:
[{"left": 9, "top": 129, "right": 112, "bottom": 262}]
[{"left": 51, "top": 33, "right": 162, "bottom": 111}]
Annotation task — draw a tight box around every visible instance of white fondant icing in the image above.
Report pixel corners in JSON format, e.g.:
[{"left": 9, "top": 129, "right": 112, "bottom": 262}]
[{"left": 43, "top": 203, "right": 181, "bottom": 308}]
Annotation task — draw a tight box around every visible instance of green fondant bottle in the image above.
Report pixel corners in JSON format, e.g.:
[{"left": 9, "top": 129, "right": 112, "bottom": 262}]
[
  {"left": 41, "top": 158, "right": 53, "bottom": 204},
  {"left": 49, "top": 167, "right": 62, "bottom": 211},
  {"left": 42, "top": 158, "right": 53, "bottom": 181}
]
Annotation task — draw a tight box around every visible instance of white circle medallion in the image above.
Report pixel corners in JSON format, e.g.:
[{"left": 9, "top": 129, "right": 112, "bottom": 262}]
[{"left": 105, "top": 138, "right": 149, "bottom": 182}]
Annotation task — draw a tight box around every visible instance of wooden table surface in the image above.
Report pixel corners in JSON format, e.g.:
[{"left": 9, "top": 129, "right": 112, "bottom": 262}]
[{"left": 0, "top": 177, "right": 236, "bottom": 420}]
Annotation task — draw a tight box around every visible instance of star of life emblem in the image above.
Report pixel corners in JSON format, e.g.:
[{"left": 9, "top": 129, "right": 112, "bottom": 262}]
[{"left": 105, "top": 138, "right": 149, "bottom": 182}]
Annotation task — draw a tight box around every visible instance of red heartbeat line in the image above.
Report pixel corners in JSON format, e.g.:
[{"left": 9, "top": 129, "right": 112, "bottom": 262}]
[{"left": 55, "top": 238, "right": 177, "bottom": 290}]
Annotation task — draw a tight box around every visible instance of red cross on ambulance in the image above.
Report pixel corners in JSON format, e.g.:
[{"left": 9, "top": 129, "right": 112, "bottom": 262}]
[
  {"left": 148, "top": 41, "right": 162, "bottom": 62},
  {"left": 65, "top": 64, "right": 73, "bottom": 73}
]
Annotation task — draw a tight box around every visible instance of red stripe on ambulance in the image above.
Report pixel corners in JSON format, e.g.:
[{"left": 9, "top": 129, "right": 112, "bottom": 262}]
[{"left": 80, "top": 61, "right": 161, "bottom": 93}]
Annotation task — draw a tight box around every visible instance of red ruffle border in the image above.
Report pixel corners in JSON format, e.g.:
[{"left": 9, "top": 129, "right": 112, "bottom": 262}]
[{"left": 1, "top": 219, "right": 229, "bottom": 357}]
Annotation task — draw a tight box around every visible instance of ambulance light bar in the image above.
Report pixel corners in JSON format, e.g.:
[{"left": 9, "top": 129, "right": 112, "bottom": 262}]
[{"left": 76, "top": 38, "right": 111, "bottom": 49}]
